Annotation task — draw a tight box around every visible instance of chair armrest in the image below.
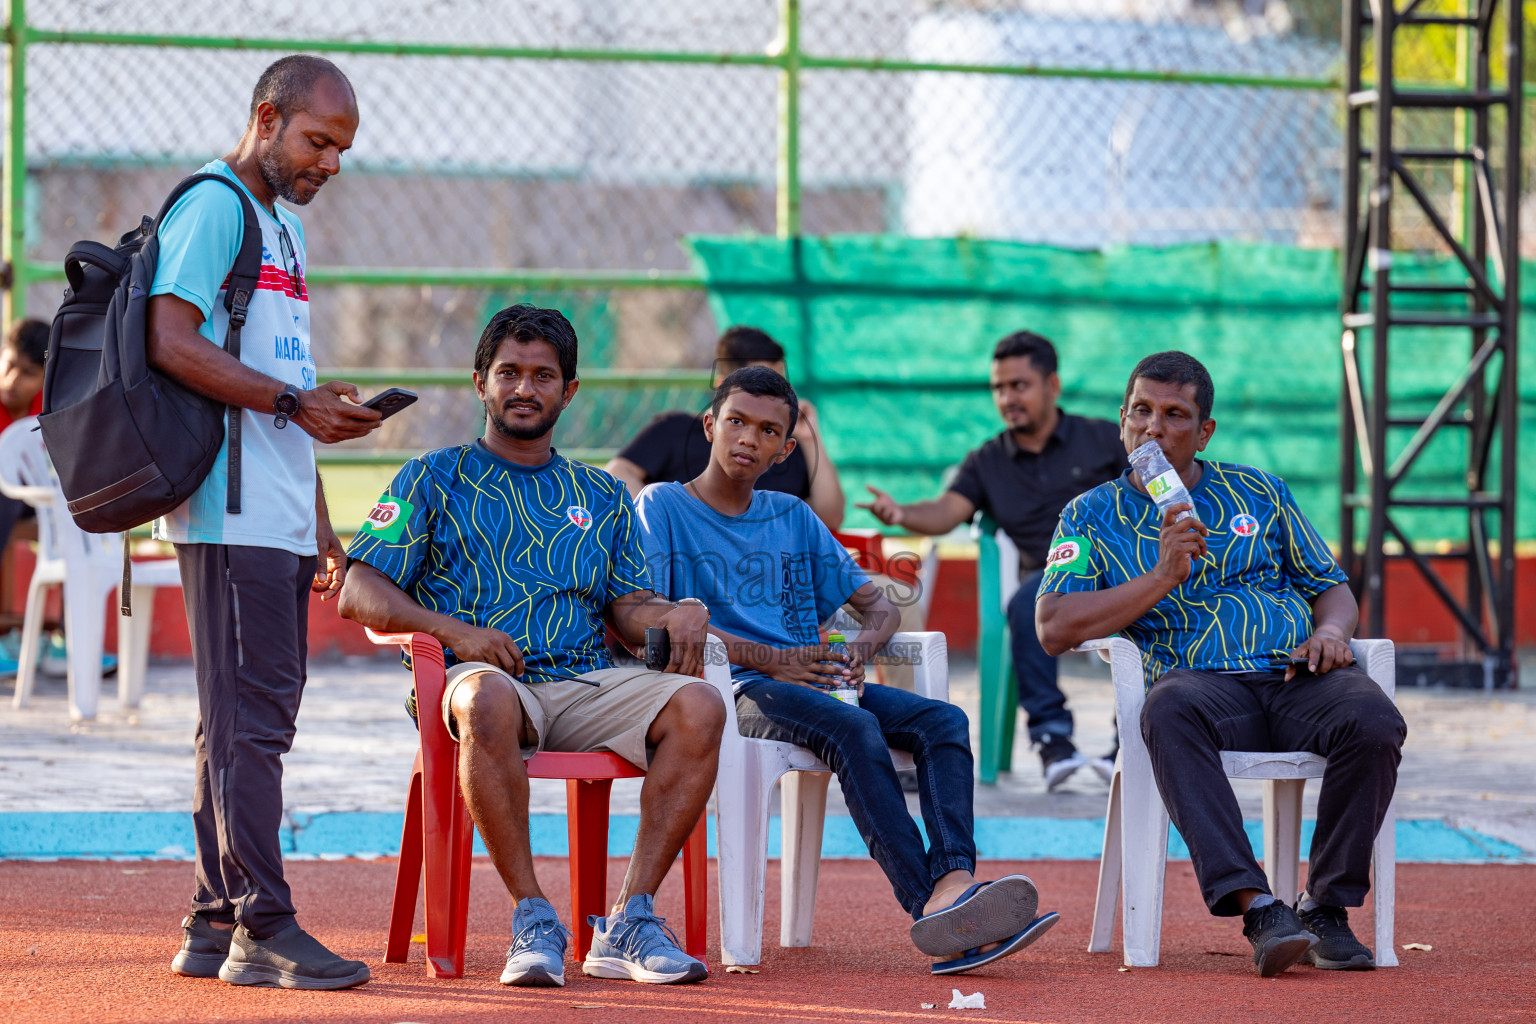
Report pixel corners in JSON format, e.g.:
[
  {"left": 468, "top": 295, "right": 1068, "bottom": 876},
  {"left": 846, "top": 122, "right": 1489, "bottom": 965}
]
[
  {"left": 365, "top": 627, "right": 420, "bottom": 647},
  {"left": 875, "top": 630, "right": 948, "bottom": 702},
  {"left": 1349, "top": 638, "right": 1396, "bottom": 699},
  {"left": 701, "top": 633, "right": 745, "bottom": 738},
  {"left": 1073, "top": 636, "right": 1146, "bottom": 719}
]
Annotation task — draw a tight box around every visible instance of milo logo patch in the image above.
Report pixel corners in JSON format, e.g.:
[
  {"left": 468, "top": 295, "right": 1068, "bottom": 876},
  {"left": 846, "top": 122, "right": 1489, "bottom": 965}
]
[
  {"left": 362, "top": 494, "right": 414, "bottom": 543},
  {"left": 1045, "top": 536, "right": 1092, "bottom": 574}
]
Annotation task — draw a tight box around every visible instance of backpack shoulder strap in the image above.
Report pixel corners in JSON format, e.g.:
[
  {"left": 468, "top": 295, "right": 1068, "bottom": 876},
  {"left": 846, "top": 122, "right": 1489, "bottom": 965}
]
[{"left": 155, "top": 172, "right": 264, "bottom": 516}]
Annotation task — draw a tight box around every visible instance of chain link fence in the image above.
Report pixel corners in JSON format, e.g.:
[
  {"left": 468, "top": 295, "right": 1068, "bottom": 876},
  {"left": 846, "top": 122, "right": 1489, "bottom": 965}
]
[{"left": 3, "top": 0, "right": 1529, "bottom": 509}]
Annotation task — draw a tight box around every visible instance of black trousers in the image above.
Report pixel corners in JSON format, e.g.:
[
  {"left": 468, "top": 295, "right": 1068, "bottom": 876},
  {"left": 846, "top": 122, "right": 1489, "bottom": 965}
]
[
  {"left": 1141, "top": 664, "right": 1405, "bottom": 917},
  {"left": 177, "top": 543, "right": 315, "bottom": 938}
]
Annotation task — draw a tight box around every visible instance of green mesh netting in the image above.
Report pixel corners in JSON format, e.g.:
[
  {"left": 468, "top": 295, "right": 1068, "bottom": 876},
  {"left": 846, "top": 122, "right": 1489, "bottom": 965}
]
[{"left": 686, "top": 235, "right": 1534, "bottom": 542}]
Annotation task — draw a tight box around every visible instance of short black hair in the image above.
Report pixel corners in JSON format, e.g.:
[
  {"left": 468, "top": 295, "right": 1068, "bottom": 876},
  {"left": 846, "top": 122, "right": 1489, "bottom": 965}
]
[
  {"left": 992, "top": 331, "right": 1058, "bottom": 377},
  {"left": 1125, "top": 350, "right": 1215, "bottom": 421},
  {"left": 711, "top": 365, "right": 799, "bottom": 436},
  {"left": 474, "top": 304, "right": 579, "bottom": 382},
  {"left": 5, "top": 318, "right": 48, "bottom": 367},
  {"left": 249, "top": 55, "right": 355, "bottom": 125},
  {"left": 715, "top": 326, "right": 785, "bottom": 375}
]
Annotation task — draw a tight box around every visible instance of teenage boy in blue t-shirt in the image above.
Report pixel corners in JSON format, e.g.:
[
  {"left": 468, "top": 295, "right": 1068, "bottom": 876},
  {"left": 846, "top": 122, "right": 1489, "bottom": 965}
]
[
  {"left": 339, "top": 305, "right": 725, "bottom": 988},
  {"left": 635, "top": 366, "right": 1058, "bottom": 976}
]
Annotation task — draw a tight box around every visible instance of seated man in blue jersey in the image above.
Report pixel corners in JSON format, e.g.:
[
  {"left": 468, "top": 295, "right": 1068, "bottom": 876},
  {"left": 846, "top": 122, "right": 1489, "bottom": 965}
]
[
  {"left": 1036, "top": 351, "right": 1406, "bottom": 978},
  {"left": 338, "top": 304, "right": 726, "bottom": 988},
  {"left": 635, "top": 366, "right": 1058, "bottom": 976}
]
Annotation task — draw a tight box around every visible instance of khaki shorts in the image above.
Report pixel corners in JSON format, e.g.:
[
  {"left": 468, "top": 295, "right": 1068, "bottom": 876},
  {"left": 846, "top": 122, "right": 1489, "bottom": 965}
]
[{"left": 440, "top": 662, "right": 700, "bottom": 770}]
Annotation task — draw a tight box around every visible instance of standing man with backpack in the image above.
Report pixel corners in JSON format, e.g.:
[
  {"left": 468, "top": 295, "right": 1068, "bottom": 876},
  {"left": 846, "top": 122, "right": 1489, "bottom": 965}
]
[{"left": 147, "top": 56, "right": 382, "bottom": 989}]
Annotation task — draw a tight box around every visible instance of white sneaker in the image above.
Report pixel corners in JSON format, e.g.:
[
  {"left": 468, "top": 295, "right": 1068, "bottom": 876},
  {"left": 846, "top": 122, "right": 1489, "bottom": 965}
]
[{"left": 1043, "top": 750, "right": 1088, "bottom": 792}]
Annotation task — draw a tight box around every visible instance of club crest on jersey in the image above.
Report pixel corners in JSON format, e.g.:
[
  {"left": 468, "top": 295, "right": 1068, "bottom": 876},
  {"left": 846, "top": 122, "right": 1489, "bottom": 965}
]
[
  {"left": 362, "top": 495, "right": 413, "bottom": 543},
  {"left": 1231, "top": 513, "right": 1260, "bottom": 537},
  {"left": 1045, "top": 535, "right": 1092, "bottom": 573},
  {"left": 567, "top": 505, "right": 593, "bottom": 531}
]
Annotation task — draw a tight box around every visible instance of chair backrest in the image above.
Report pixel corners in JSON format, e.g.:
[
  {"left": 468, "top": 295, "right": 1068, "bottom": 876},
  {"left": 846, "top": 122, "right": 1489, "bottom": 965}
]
[
  {"left": 0, "top": 417, "right": 123, "bottom": 575},
  {"left": 973, "top": 513, "right": 1021, "bottom": 616}
]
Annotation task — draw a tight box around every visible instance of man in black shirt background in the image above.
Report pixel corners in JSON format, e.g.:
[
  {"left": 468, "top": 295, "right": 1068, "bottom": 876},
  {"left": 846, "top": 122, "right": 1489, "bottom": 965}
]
[
  {"left": 607, "top": 327, "right": 847, "bottom": 530},
  {"left": 860, "top": 332, "right": 1126, "bottom": 790}
]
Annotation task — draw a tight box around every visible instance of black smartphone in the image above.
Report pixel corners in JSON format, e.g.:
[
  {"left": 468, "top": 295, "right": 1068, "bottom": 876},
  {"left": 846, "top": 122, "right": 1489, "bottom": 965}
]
[
  {"left": 645, "top": 627, "right": 671, "bottom": 671},
  {"left": 1269, "top": 654, "right": 1309, "bottom": 667},
  {"left": 361, "top": 387, "right": 418, "bottom": 419}
]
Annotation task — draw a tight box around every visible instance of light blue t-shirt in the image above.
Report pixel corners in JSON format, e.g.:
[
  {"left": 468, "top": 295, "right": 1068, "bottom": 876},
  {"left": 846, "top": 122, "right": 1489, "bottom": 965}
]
[
  {"left": 149, "top": 159, "right": 319, "bottom": 555},
  {"left": 634, "top": 482, "right": 869, "bottom": 686}
]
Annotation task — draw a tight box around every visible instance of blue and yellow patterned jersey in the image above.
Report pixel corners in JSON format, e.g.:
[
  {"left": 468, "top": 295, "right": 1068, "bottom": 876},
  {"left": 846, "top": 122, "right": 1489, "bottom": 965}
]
[
  {"left": 346, "top": 441, "right": 653, "bottom": 678},
  {"left": 1038, "top": 461, "right": 1347, "bottom": 684}
]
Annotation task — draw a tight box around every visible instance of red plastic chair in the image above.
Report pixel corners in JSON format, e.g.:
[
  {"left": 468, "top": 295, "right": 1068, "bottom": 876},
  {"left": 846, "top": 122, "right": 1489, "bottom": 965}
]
[
  {"left": 372, "top": 629, "right": 708, "bottom": 978},
  {"left": 833, "top": 529, "right": 886, "bottom": 576}
]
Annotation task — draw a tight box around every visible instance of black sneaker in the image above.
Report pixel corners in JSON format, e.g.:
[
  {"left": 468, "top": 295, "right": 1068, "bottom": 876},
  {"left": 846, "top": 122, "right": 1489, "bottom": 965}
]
[
  {"left": 170, "top": 913, "right": 233, "bottom": 978},
  {"left": 218, "top": 923, "right": 371, "bottom": 990},
  {"left": 1038, "top": 734, "right": 1086, "bottom": 792},
  {"left": 1242, "top": 901, "right": 1317, "bottom": 977},
  {"left": 1297, "top": 901, "right": 1375, "bottom": 970}
]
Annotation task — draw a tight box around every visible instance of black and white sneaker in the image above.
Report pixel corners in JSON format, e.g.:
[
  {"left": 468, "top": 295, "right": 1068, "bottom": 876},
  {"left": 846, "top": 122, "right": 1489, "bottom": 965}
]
[
  {"left": 1242, "top": 901, "right": 1317, "bottom": 978},
  {"left": 218, "top": 923, "right": 371, "bottom": 990},
  {"left": 170, "top": 913, "right": 233, "bottom": 978},
  {"left": 1297, "top": 900, "right": 1375, "bottom": 970},
  {"left": 1039, "top": 734, "right": 1086, "bottom": 792}
]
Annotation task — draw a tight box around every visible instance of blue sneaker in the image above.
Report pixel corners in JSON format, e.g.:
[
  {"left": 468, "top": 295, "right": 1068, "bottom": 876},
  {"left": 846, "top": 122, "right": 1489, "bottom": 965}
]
[
  {"left": 500, "top": 897, "right": 570, "bottom": 987},
  {"left": 40, "top": 632, "right": 117, "bottom": 677},
  {"left": 582, "top": 894, "right": 706, "bottom": 984}
]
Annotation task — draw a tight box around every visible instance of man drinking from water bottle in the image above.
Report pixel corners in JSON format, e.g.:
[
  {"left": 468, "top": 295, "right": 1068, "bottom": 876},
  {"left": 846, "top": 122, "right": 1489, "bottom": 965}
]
[
  {"left": 1034, "top": 351, "right": 1405, "bottom": 977},
  {"left": 634, "top": 365, "right": 1059, "bottom": 976}
]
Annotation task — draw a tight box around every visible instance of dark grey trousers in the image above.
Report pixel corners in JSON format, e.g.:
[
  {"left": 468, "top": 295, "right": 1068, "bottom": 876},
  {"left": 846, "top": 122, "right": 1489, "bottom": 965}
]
[
  {"left": 1141, "top": 664, "right": 1406, "bottom": 917},
  {"left": 177, "top": 543, "right": 315, "bottom": 939}
]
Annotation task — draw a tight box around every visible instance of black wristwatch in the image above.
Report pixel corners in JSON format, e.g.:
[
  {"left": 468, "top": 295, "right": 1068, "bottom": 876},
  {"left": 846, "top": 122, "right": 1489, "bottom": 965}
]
[{"left": 273, "top": 384, "right": 301, "bottom": 429}]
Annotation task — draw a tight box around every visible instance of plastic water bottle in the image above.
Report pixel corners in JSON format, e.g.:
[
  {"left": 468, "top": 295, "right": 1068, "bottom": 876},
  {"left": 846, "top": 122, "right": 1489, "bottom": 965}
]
[
  {"left": 1128, "top": 440, "right": 1194, "bottom": 522},
  {"left": 825, "top": 633, "right": 860, "bottom": 707}
]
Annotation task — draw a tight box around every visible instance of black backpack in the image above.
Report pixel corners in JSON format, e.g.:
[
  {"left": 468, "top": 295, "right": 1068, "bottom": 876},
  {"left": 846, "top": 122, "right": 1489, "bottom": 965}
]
[{"left": 39, "top": 172, "right": 263, "bottom": 535}]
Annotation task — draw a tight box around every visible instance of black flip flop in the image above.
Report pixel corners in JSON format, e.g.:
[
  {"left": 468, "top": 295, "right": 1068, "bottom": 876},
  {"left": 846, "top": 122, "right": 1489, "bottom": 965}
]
[{"left": 931, "top": 912, "right": 1061, "bottom": 976}]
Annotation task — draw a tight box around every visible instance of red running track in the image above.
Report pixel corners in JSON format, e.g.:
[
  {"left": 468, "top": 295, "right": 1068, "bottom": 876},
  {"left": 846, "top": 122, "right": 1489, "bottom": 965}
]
[{"left": 0, "top": 858, "right": 1527, "bottom": 1024}]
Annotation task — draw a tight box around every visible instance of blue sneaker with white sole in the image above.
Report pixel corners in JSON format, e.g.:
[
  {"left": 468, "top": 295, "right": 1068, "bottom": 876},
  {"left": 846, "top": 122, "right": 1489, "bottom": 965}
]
[
  {"left": 501, "top": 897, "right": 570, "bottom": 987},
  {"left": 582, "top": 894, "right": 707, "bottom": 984}
]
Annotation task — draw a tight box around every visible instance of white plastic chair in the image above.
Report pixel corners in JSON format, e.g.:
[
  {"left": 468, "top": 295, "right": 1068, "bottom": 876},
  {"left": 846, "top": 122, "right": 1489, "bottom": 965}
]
[
  {"left": 1083, "top": 635, "right": 1397, "bottom": 967},
  {"left": 0, "top": 418, "right": 181, "bottom": 720},
  {"left": 709, "top": 630, "right": 951, "bottom": 966}
]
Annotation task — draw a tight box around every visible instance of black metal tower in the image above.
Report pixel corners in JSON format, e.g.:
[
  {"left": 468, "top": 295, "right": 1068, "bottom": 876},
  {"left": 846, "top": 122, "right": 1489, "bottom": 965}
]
[{"left": 1340, "top": 0, "right": 1521, "bottom": 688}]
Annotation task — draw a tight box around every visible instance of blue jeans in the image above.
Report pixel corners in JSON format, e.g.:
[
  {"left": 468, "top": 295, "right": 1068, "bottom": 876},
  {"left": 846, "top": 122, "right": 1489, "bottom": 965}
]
[
  {"left": 733, "top": 679, "right": 977, "bottom": 919},
  {"left": 1006, "top": 568, "right": 1072, "bottom": 745}
]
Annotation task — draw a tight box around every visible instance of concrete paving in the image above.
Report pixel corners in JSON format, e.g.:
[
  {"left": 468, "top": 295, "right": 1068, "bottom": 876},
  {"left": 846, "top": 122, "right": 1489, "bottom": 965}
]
[{"left": 1, "top": 649, "right": 1531, "bottom": 854}]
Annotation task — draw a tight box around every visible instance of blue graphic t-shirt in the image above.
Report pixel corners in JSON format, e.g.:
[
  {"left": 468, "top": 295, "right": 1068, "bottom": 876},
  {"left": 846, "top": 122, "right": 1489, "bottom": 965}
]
[
  {"left": 634, "top": 482, "right": 869, "bottom": 687},
  {"left": 1038, "top": 461, "right": 1347, "bottom": 685},
  {"left": 346, "top": 442, "right": 653, "bottom": 678}
]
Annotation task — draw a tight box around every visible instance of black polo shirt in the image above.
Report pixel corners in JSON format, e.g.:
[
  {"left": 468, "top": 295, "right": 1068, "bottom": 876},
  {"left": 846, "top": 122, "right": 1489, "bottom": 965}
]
[
  {"left": 948, "top": 412, "right": 1127, "bottom": 569},
  {"left": 615, "top": 410, "right": 812, "bottom": 498}
]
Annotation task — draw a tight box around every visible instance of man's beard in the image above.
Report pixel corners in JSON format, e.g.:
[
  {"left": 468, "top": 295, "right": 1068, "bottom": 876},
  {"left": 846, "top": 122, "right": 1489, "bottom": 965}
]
[
  {"left": 258, "top": 122, "right": 313, "bottom": 206},
  {"left": 487, "top": 399, "right": 561, "bottom": 441}
]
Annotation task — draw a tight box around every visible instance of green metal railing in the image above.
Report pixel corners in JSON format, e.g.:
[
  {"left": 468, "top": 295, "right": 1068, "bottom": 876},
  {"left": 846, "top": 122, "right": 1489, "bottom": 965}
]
[
  {"left": 0, "top": 0, "right": 1374, "bottom": 322},
  {"left": 5, "top": 1, "right": 1525, "bottom": 322}
]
